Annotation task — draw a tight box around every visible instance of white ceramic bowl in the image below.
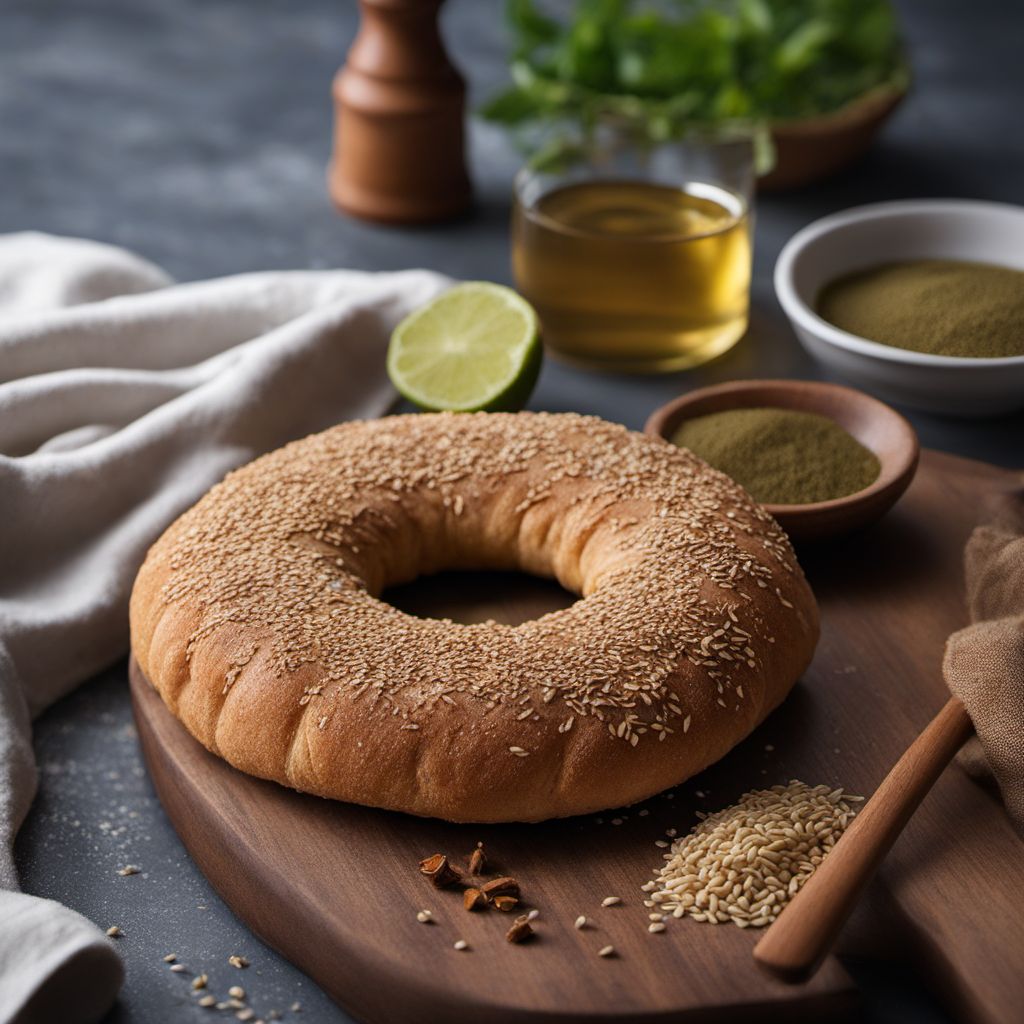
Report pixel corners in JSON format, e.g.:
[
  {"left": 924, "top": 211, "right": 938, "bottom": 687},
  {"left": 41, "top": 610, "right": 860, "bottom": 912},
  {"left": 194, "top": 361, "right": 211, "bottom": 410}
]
[{"left": 774, "top": 199, "right": 1024, "bottom": 416}]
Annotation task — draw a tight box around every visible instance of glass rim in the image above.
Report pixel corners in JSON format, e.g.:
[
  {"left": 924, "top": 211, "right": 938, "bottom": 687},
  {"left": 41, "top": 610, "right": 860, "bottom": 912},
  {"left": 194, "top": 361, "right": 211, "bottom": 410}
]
[{"left": 513, "top": 169, "right": 749, "bottom": 244}]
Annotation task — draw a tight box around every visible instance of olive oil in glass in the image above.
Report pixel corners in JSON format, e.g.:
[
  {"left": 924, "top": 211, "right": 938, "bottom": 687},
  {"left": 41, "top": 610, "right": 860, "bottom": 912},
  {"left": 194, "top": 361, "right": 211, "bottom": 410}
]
[{"left": 512, "top": 177, "right": 752, "bottom": 372}]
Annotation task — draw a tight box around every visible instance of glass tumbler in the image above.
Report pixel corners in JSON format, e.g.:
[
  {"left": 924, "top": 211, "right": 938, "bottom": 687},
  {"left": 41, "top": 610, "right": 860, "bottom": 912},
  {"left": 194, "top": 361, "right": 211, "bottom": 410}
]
[{"left": 512, "top": 130, "right": 755, "bottom": 373}]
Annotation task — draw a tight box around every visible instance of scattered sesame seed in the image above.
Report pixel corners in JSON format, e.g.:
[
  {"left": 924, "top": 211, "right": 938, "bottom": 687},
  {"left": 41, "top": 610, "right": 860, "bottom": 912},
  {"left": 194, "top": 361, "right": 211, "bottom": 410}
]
[
  {"left": 198, "top": 995, "right": 216, "bottom": 1008},
  {"left": 236, "top": 1011, "right": 254, "bottom": 1022},
  {"left": 191, "top": 975, "right": 208, "bottom": 990},
  {"left": 601, "top": 896, "right": 621, "bottom": 907},
  {"left": 526, "top": 909, "right": 540, "bottom": 922},
  {"left": 105, "top": 926, "right": 122, "bottom": 938},
  {"left": 598, "top": 945, "right": 616, "bottom": 958},
  {"left": 574, "top": 915, "right": 588, "bottom": 929},
  {"left": 229, "top": 986, "right": 245, "bottom": 999},
  {"left": 453, "top": 940, "right": 469, "bottom": 951},
  {"left": 170, "top": 964, "right": 186, "bottom": 973},
  {"left": 611, "top": 818, "right": 623, "bottom": 826},
  {"left": 228, "top": 955, "right": 249, "bottom": 969},
  {"left": 117, "top": 865, "right": 140, "bottom": 876},
  {"left": 648, "top": 922, "right": 666, "bottom": 934},
  {"left": 416, "top": 910, "right": 433, "bottom": 923},
  {"left": 162, "top": 954, "right": 177, "bottom": 963}
]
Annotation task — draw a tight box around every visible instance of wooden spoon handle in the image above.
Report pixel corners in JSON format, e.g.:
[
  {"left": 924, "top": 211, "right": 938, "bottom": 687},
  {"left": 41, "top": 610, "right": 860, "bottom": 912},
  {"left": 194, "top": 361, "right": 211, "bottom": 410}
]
[{"left": 753, "top": 696, "right": 974, "bottom": 983}]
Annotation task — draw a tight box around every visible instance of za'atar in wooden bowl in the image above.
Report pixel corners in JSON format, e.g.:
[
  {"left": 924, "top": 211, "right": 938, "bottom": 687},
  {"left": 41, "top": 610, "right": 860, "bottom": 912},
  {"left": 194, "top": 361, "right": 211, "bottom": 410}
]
[{"left": 644, "top": 379, "right": 919, "bottom": 542}]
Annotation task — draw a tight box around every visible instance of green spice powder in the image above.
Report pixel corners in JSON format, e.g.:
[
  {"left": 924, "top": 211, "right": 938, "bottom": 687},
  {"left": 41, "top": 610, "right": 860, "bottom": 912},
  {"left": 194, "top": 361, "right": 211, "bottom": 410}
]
[
  {"left": 672, "top": 407, "right": 881, "bottom": 506},
  {"left": 817, "top": 259, "right": 1024, "bottom": 358}
]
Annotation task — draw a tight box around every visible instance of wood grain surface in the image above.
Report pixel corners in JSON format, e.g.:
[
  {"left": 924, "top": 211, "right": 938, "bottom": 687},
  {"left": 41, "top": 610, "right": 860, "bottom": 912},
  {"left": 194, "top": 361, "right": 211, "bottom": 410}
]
[{"left": 130, "top": 448, "right": 1023, "bottom": 1024}]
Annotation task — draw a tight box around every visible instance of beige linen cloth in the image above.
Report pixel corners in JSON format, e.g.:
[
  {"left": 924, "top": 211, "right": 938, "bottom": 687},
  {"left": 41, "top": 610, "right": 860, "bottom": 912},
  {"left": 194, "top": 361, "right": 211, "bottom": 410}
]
[
  {"left": 944, "top": 491, "right": 1024, "bottom": 833},
  {"left": 0, "top": 232, "right": 448, "bottom": 1024}
]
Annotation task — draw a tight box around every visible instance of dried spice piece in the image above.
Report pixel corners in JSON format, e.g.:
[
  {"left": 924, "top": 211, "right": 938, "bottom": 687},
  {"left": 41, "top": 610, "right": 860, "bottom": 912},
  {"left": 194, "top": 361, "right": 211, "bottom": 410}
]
[
  {"left": 481, "top": 876, "right": 520, "bottom": 901},
  {"left": 463, "top": 888, "right": 487, "bottom": 912},
  {"left": 505, "top": 915, "right": 534, "bottom": 944},
  {"left": 468, "top": 843, "right": 487, "bottom": 875},
  {"left": 492, "top": 896, "right": 519, "bottom": 913},
  {"left": 419, "top": 853, "right": 463, "bottom": 889}
]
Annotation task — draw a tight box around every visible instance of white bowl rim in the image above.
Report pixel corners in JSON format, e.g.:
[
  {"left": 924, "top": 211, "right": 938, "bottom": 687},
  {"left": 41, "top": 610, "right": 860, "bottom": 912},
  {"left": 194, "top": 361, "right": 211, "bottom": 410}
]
[{"left": 774, "top": 198, "right": 1024, "bottom": 369}]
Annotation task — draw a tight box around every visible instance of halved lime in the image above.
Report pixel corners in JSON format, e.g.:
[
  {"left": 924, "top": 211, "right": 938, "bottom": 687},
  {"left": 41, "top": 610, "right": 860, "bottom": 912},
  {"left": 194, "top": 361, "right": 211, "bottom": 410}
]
[{"left": 387, "top": 282, "right": 542, "bottom": 412}]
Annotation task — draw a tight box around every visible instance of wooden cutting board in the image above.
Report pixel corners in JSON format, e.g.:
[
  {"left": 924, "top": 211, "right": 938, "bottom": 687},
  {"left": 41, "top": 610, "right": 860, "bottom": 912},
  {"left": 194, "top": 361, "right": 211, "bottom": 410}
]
[{"left": 130, "top": 448, "right": 1024, "bottom": 1024}]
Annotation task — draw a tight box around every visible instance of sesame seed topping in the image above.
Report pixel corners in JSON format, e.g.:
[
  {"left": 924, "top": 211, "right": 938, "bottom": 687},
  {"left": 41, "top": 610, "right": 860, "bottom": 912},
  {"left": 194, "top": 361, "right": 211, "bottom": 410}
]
[
  {"left": 453, "top": 940, "right": 469, "bottom": 951},
  {"left": 574, "top": 915, "right": 588, "bottom": 929},
  {"left": 601, "top": 896, "right": 621, "bottom": 907},
  {"left": 598, "top": 945, "right": 616, "bottom": 958},
  {"left": 146, "top": 412, "right": 804, "bottom": 780}
]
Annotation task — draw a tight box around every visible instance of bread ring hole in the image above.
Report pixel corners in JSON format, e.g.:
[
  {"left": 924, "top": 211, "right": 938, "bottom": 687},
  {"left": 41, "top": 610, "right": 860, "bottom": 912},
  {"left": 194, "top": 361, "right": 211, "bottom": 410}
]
[{"left": 382, "top": 568, "right": 577, "bottom": 626}]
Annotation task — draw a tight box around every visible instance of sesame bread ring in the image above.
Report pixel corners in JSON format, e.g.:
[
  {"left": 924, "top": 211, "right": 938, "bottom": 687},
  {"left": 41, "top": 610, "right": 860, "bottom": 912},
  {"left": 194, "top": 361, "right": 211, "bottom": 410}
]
[{"left": 129, "top": 412, "right": 818, "bottom": 823}]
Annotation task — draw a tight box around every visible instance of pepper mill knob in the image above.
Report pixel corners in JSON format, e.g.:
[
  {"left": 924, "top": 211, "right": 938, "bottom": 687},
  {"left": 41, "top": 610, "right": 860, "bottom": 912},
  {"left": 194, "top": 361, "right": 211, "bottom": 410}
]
[{"left": 329, "top": 0, "right": 472, "bottom": 224}]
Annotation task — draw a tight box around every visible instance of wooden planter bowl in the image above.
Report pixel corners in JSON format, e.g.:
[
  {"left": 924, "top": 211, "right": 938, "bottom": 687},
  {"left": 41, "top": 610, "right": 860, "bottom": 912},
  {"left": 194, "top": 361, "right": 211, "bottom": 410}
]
[
  {"left": 760, "top": 86, "right": 906, "bottom": 192},
  {"left": 644, "top": 379, "right": 919, "bottom": 542}
]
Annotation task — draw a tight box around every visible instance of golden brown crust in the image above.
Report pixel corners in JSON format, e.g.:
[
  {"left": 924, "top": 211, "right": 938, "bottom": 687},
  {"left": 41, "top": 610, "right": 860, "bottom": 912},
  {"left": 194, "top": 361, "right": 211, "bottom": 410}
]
[{"left": 129, "top": 412, "right": 818, "bottom": 822}]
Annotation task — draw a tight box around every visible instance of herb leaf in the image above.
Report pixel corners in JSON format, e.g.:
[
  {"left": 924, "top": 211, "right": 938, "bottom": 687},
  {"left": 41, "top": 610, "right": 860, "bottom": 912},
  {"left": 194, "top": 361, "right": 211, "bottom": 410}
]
[{"left": 483, "top": 0, "right": 906, "bottom": 142}]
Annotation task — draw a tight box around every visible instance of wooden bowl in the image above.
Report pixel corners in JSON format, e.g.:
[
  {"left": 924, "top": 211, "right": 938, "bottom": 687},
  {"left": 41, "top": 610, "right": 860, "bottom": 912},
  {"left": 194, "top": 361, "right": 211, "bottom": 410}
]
[
  {"left": 644, "top": 379, "right": 919, "bottom": 542},
  {"left": 759, "top": 85, "right": 906, "bottom": 192}
]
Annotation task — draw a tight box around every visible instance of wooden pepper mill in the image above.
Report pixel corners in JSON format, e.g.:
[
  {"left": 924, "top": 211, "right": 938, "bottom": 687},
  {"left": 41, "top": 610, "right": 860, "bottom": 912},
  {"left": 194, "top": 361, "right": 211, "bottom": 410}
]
[{"left": 329, "top": 0, "right": 472, "bottom": 224}]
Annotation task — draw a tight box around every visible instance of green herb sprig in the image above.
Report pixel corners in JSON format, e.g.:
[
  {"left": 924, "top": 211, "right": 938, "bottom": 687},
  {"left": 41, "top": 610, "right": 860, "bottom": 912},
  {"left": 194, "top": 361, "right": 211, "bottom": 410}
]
[{"left": 483, "top": 0, "right": 907, "bottom": 157}]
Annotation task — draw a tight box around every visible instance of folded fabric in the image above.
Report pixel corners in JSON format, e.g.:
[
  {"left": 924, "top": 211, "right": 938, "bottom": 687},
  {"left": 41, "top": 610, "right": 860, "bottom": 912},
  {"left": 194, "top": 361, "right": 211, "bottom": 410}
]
[
  {"left": 943, "top": 489, "right": 1024, "bottom": 835},
  {"left": 0, "top": 232, "right": 449, "bottom": 1024}
]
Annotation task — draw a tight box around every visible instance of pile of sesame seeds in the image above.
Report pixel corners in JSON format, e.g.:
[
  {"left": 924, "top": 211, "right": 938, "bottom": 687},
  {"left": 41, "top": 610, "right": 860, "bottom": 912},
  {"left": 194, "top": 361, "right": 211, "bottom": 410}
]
[
  {"left": 642, "top": 781, "right": 862, "bottom": 928},
  {"left": 148, "top": 412, "right": 807, "bottom": 756}
]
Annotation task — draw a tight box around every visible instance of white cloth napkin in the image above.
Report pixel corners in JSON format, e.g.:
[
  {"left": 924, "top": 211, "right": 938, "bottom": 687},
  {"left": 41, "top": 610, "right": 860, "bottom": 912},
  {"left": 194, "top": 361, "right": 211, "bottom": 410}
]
[{"left": 0, "top": 232, "right": 450, "bottom": 1023}]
